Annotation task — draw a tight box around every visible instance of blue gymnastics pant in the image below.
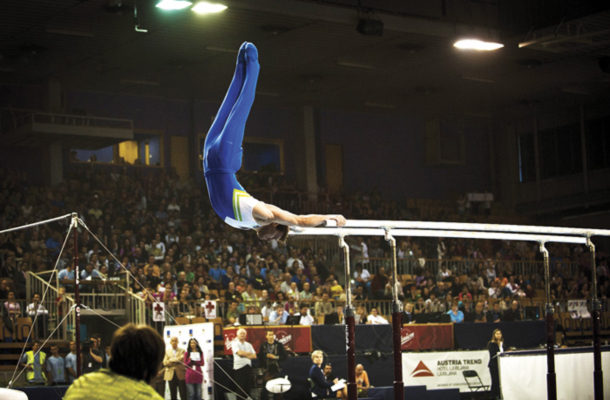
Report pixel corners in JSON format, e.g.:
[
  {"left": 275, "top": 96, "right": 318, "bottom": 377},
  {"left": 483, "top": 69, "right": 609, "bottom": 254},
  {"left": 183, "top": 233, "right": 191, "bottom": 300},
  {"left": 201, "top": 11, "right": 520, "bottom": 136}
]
[{"left": 203, "top": 42, "right": 260, "bottom": 221}]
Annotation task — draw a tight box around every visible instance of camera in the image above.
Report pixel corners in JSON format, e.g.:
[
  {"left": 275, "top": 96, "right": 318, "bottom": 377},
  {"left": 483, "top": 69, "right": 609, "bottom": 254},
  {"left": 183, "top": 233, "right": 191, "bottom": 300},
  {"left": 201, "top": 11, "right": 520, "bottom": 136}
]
[{"left": 82, "top": 340, "right": 94, "bottom": 353}]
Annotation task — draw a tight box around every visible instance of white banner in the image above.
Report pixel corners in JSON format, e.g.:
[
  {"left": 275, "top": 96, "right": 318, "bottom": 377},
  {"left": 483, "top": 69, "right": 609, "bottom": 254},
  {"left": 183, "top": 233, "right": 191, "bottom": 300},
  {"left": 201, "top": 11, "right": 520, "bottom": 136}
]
[
  {"left": 402, "top": 350, "right": 490, "bottom": 392},
  {"left": 203, "top": 301, "right": 217, "bottom": 319},
  {"left": 567, "top": 300, "right": 590, "bottom": 318},
  {"left": 153, "top": 302, "right": 165, "bottom": 322},
  {"left": 499, "top": 349, "right": 610, "bottom": 400},
  {"left": 164, "top": 323, "right": 215, "bottom": 400}
]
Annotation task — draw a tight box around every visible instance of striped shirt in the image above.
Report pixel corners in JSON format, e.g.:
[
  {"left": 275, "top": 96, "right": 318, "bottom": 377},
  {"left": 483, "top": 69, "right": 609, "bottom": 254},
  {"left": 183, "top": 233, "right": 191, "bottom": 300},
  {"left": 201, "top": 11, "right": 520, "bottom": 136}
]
[{"left": 64, "top": 369, "right": 163, "bottom": 400}]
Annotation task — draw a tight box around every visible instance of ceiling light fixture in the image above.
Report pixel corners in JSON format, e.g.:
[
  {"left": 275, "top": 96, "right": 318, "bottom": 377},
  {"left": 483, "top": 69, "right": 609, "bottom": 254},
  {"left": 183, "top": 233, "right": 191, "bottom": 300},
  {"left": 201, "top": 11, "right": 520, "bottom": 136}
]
[
  {"left": 454, "top": 39, "right": 504, "bottom": 51},
  {"left": 192, "top": 2, "right": 227, "bottom": 14},
  {"left": 156, "top": 0, "right": 192, "bottom": 10}
]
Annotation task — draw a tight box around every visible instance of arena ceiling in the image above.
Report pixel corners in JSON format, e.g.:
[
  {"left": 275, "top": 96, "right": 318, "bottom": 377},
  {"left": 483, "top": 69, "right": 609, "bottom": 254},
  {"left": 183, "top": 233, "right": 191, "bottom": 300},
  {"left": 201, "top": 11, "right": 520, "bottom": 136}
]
[{"left": 1, "top": 0, "right": 610, "bottom": 119}]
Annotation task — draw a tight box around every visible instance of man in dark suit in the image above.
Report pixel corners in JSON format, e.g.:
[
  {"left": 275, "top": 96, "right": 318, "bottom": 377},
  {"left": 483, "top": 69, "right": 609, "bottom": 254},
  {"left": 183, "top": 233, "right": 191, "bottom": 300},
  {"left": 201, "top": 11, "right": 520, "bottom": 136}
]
[
  {"left": 402, "top": 302, "right": 414, "bottom": 324},
  {"left": 502, "top": 300, "right": 522, "bottom": 322},
  {"left": 486, "top": 302, "right": 503, "bottom": 323}
]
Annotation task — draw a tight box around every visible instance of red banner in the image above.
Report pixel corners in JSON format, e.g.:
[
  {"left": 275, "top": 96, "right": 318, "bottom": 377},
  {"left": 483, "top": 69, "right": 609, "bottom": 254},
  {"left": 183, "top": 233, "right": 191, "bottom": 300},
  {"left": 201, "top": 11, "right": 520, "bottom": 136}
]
[
  {"left": 223, "top": 326, "right": 312, "bottom": 355},
  {"left": 401, "top": 323, "right": 453, "bottom": 351}
]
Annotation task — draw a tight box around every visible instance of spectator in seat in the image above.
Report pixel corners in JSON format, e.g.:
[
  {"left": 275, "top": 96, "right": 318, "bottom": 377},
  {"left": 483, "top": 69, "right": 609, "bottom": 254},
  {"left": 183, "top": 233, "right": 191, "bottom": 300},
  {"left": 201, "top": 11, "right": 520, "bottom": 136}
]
[
  {"left": 58, "top": 264, "right": 75, "bottom": 291},
  {"left": 435, "top": 281, "right": 448, "bottom": 302},
  {"left": 474, "top": 301, "right": 487, "bottom": 323},
  {"left": 502, "top": 300, "right": 522, "bottom": 322},
  {"left": 4, "top": 290, "right": 21, "bottom": 328},
  {"left": 486, "top": 302, "right": 503, "bottom": 323},
  {"left": 447, "top": 302, "right": 464, "bottom": 323},
  {"left": 269, "top": 304, "right": 288, "bottom": 325},
  {"left": 0, "top": 278, "right": 10, "bottom": 299},
  {"left": 314, "top": 293, "right": 334, "bottom": 318},
  {"left": 225, "top": 300, "right": 240, "bottom": 326},
  {"left": 65, "top": 324, "right": 165, "bottom": 400},
  {"left": 367, "top": 307, "right": 388, "bottom": 325},
  {"left": 371, "top": 267, "right": 389, "bottom": 300},
  {"left": 403, "top": 302, "right": 415, "bottom": 324},
  {"left": 27, "top": 292, "right": 49, "bottom": 339}
]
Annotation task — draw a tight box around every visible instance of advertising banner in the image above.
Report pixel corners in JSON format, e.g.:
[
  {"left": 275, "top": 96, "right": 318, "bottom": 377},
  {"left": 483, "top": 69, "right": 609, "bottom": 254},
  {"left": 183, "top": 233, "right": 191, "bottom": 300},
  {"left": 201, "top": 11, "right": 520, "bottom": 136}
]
[
  {"left": 164, "top": 323, "right": 214, "bottom": 400},
  {"left": 223, "top": 326, "right": 311, "bottom": 355},
  {"left": 401, "top": 324, "right": 453, "bottom": 350},
  {"left": 402, "top": 350, "right": 490, "bottom": 392},
  {"left": 499, "top": 348, "right": 610, "bottom": 400}
]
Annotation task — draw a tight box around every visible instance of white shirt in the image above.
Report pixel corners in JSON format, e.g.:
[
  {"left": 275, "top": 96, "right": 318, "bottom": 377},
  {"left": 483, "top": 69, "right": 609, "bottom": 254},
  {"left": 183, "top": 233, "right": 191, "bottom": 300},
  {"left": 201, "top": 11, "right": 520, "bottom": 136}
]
[
  {"left": 232, "top": 340, "right": 255, "bottom": 370},
  {"left": 298, "top": 313, "right": 315, "bottom": 326},
  {"left": 27, "top": 303, "right": 48, "bottom": 317},
  {"left": 354, "top": 269, "right": 371, "bottom": 281},
  {"left": 367, "top": 314, "right": 389, "bottom": 325}
]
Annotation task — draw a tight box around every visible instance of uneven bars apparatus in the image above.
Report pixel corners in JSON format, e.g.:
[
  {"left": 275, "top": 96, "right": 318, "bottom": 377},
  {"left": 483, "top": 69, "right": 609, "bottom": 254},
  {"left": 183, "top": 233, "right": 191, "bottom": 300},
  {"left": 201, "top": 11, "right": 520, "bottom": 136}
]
[{"left": 290, "top": 221, "right": 608, "bottom": 400}]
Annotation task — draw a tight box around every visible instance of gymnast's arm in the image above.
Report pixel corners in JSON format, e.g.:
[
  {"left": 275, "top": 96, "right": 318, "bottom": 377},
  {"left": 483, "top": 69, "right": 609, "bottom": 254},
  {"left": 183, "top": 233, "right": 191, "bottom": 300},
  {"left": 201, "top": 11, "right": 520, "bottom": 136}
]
[{"left": 253, "top": 203, "right": 346, "bottom": 227}]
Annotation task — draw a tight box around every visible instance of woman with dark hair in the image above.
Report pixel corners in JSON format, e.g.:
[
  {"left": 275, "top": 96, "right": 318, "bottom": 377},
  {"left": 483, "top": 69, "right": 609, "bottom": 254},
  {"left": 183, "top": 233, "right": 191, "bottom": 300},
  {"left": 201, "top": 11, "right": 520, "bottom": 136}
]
[
  {"left": 184, "top": 338, "right": 205, "bottom": 400},
  {"left": 488, "top": 329, "right": 504, "bottom": 399},
  {"left": 65, "top": 324, "right": 165, "bottom": 400}
]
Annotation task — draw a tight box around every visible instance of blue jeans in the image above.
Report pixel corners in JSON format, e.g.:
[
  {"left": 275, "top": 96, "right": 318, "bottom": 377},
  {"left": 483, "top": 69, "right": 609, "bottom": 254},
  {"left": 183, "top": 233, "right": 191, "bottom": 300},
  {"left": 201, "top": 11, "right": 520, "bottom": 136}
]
[{"left": 187, "top": 383, "right": 202, "bottom": 400}]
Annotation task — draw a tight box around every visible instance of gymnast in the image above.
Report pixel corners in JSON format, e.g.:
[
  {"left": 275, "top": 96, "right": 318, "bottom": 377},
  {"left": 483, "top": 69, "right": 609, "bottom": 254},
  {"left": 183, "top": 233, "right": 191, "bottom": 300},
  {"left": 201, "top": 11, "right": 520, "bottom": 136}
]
[{"left": 203, "top": 42, "right": 346, "bottom": 241}]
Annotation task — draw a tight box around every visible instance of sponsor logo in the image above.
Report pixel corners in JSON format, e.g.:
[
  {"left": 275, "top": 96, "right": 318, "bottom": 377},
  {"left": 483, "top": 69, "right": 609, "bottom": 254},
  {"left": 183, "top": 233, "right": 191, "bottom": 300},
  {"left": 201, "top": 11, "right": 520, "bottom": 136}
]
[
  {"left": 274, "top": 331, "right": 293, "bottom": 348},
  {"left": 224, "top": 333, "right": 237, "bottom": 350},
  {"left": 411, "top": 361, "right": 434, "bottom": 377},
  {"left": 401, "top": 332, "right": 415, "bottom": 345}
]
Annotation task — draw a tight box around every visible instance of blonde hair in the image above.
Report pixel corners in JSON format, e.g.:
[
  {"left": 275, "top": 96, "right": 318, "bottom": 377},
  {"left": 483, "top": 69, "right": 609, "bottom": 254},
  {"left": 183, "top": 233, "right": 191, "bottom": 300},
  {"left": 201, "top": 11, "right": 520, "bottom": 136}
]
[{"left": 311, "top": 350, "right": 324, "bottom": 361}]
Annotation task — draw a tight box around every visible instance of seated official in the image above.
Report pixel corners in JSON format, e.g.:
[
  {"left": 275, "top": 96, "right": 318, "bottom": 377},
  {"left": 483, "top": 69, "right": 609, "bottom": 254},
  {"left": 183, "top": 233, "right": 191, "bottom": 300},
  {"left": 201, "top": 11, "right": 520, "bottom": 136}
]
[
  {"left": 64, "top": 323, "right": 165, "bottom": 400},
  {"left": 297, "top": 305, "right": 315, "bottom": 326},
  {"left": 366, "top": 308, "right": 389, "bottom": 325},
  {"left": 269, "top": 305, "right": 288, "bottom": 325},
  {"left": 309, "top": 350, "right": 347, "bottom": 399},
  {"left": 447, "top": 303, "right": 464, "bottom": 323}
]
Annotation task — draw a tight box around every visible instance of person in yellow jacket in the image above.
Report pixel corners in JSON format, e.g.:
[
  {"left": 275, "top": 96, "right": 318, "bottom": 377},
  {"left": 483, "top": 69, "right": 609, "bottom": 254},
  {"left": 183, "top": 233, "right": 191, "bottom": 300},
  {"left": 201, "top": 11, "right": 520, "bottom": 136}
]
[
  {"left": 19, "top": 341, "right": 47, "bottom": 385},
  {"left": 65, "top": 324, "right": 165, "bottom": 400}
]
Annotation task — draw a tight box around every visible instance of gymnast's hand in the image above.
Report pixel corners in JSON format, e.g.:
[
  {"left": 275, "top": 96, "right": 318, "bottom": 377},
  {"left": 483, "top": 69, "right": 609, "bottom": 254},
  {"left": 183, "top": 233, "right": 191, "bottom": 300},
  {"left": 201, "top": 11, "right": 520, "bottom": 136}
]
[{"left": 326, "top": 215, "right": 346, "bottom": 227}]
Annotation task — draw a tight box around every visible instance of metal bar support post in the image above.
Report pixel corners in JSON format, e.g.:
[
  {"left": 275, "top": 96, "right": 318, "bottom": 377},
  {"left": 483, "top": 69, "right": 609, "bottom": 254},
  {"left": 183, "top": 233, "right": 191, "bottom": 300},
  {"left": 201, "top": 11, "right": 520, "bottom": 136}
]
[
  {"left": 384, "top": 229, "right": 404, "bottom": 400},
  {"left": 72, "top": 213, "right": 82, "bottom": 379},
  {"left": 339, "top": 236, "right": 357, "bottom": 400},
  {"left": 587, "top": 238, "right": 603, "bottom": 400},
  {"left": 540, "top": 242, "right": 556, "bottom": 400}
]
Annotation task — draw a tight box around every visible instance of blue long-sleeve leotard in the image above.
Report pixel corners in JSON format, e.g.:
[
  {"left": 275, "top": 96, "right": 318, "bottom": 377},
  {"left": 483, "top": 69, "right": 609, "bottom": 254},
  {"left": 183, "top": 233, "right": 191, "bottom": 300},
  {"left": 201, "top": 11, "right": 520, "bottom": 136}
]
[{"left": 203, "top": 42, "right": 261, "bottom": 229}]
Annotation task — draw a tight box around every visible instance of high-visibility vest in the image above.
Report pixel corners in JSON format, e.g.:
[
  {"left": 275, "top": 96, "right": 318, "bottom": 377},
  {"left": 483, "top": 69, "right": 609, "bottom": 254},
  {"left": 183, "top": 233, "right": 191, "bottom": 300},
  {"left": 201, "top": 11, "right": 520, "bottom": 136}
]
[{"left": 25, "top": 351, "right": 46, "bottom": 382}]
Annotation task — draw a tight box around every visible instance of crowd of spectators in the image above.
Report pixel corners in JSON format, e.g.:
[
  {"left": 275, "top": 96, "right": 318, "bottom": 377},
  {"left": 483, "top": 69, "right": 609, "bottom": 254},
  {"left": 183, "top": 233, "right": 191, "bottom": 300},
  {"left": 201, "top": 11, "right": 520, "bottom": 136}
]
[{"left": 1, "top": 164, "right": 609, "bottom": 333}]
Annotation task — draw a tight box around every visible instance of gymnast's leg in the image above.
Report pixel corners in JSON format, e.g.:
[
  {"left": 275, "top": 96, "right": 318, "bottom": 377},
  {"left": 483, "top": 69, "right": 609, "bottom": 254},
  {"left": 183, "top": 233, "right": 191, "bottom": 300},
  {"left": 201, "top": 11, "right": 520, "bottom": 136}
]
[
  {"left": 203, "top": 43, "right": 247, "bottom": 169},
  {"left": 212, "top": 42, "right": 260, "bottom": 173}
]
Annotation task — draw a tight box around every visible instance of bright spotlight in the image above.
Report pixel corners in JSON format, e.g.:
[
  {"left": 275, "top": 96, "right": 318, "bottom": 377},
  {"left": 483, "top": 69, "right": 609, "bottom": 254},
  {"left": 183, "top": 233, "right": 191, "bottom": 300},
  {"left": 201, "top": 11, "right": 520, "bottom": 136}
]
[
  {"left": 192, "top": 1, "right": 228, "bottom": 14},
  {"left": 454, "top": 39, "right": 504, "bottom": 51},
  {"left": 156, "top": 0, "right": 193, "bottom": 10}
]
